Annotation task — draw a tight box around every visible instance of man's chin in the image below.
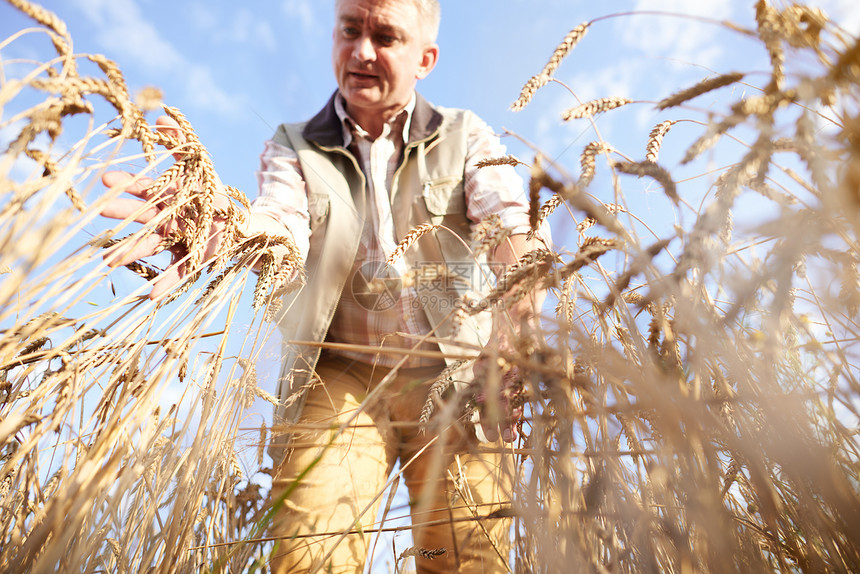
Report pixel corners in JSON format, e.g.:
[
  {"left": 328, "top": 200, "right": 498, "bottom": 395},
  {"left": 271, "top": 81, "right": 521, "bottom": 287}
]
[{"left": 341, "top": 88, "right": 382, "bottom": 109}]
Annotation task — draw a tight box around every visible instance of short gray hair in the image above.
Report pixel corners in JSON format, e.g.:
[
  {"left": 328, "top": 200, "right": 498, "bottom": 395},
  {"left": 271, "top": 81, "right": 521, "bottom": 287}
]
[
  {"left": 334, "top": 0, "right": 440, "bottom": 44},
  {"left": 413, "top": 0, "right": 440, "bottom": 44}
]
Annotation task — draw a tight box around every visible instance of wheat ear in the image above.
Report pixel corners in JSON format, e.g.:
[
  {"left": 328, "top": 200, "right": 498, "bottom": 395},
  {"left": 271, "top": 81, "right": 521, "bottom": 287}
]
[
  {"left": 511, "top": 22, "right": 590, "bottom": 111},
  {"left": 577, "top": 203, "right": 627, "bottom": 234},
  {"left": 559, "top": 237, "right": 621, "bottom": 278},
  {"left": 475, "top": 155, "right": 524, "bottom": 168},
  {"left": 528, "top": 159, "right": 543, "bottom": 233},
  {"left": 527, "top": 194, "right": 563, "bottom": 240},
  {"left": 756, "top": 0, "right": 786, "bottom": 92},
  {"left": 656, "top": 72, "right": 745, "bottom": 110},
  {"left": 562, "top": 97, "right": 632, "bottom": 121},
  {"left": 472, "top": 214, "right": 512, "bottom": 257},
  {"left": 611, "top": 161, "right": 678, "bottom": 205},
  {"left": 645, "top": 120, "right": 677, "bottom": 164},
  {"left": 398, "top": 547, "right": 448, "bottom": 561},
  {"left": 580, "top": 142, "right": 612, "bottom": 186},
  {"left": 386, "top": 223, "right": 439, "bottom": 266}
]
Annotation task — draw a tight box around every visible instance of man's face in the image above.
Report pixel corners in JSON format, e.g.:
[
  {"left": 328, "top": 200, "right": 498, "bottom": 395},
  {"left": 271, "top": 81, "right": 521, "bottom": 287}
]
[{"left": 332, "top": 0, "right": 438, "bottom": 126}]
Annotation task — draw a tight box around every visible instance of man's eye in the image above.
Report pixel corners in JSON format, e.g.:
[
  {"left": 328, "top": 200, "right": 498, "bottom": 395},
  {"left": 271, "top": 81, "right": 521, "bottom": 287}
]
[
  {"left": 377, "top": 34, "right": 397, "bottom": 46},
  {"left": 343, "top": 26, "right": 359, "bottom": 37}
]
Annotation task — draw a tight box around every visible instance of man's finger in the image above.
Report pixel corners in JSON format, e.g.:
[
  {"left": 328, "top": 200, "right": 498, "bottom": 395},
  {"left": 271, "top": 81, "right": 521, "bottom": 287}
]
[
  {"left": 103, "top": 233, "right": 164, "bottom": 268},
  {"left": 477, "top": 387, "right": 509, "bottom": 444},
  {"left": 481, "top": 402, "right": 518, "bottom": 443},
  {"left": 101, "top": 170, "right": 169, "bottom": 202},
  {"left": 155, "top": 115, "right": 182, "bottom": 136},
  {"left": 155, "top": 116, "right": 187, "bottom": 162},
  {"left": 481, "top": 420, "right": 501, "bottom": 443},
  {"left": 100, "top": 197, "right": 162, "bottom": 224},
  {"left": 150, "top": 263, "right": 183, "bottom": 301},
  {"left": 201, "top": 227, "right": 225, "bottom": 262}
]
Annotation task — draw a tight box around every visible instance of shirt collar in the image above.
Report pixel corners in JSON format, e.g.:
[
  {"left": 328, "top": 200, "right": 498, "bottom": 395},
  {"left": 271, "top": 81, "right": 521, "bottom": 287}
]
[{"left": 334, "top": 92, "right": 416, "bottom": 147}]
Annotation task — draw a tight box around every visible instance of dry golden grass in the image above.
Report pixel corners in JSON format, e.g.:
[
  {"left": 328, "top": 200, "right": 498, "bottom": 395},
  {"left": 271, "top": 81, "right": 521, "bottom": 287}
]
[{"left": 2, "top": 0, "right": 859, "bottom": 572}]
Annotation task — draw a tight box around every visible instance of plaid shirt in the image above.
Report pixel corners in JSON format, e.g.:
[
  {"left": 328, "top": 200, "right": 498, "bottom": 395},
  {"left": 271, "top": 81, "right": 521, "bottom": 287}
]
[{"left": 253, "top": 93, "right": 542, "bottom": 367}]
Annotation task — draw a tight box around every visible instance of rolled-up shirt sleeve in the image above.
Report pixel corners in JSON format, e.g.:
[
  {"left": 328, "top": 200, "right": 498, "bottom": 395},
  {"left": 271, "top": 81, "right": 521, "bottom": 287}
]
[
  {"left": 251, "top": 139, "right": 312, "bottom": 262},
  {"left": 463, "top": 117, "right": 551, "bottom": 243}
]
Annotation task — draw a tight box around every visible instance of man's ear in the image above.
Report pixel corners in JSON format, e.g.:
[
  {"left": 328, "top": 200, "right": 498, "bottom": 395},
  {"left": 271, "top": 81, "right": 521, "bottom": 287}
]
[{"left": 416, "top": 44, "right": 439, "bottom": 80}]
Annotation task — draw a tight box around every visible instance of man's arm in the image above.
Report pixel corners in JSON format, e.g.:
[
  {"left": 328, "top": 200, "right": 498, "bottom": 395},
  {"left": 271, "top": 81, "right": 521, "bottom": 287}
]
[
  {"left": 458, "top": 112, "right": 553, "bottom": 442},
  {"left": 490, "top": 233, "right": 548, "bottom": 324},
  {"left": 476, "top": 233, "right": 548, "bottom": 443}
]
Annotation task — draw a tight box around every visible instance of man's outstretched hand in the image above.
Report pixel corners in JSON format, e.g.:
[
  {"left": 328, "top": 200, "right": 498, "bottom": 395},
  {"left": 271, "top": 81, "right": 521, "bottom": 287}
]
[{"left": 99, "top": 116, "right": 231, "bottom": 300}]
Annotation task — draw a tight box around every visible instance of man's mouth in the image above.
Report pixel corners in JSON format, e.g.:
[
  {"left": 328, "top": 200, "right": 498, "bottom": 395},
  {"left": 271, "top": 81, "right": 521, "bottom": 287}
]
[{"left": 348, "top": 71, "right": 378, "bottom": 81}]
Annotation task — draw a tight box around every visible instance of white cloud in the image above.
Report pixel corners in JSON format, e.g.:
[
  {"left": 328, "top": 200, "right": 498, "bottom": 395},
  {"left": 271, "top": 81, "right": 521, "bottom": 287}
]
[
  {"left": 232, "top": 9, "right": 277, "bottom": 51},
  {"left": 620, "top": 0, "right": 734, "bottom": 69},
  {"left": 69, "top": 0, "right": 240, "bottom": 115},
  {"left": 183, "top": 67, "right": 238, "bottom": 116},
  {"left": 282, "top": 0, "right": 319, "bottom": 33},
  {"left": 188, "top": 4, "right": 277, "bottom": 52},
  {"left": 70, "top": 0, "right": 181, "bottom": 73},
  {"left": 188, "top": 2, "right": 219, "bottom": 32}
]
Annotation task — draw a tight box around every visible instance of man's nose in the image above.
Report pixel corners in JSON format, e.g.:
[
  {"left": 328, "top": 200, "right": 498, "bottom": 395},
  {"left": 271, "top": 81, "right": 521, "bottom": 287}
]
[{"left": 353, "top": 34, "right": 376, "bottom": 62}]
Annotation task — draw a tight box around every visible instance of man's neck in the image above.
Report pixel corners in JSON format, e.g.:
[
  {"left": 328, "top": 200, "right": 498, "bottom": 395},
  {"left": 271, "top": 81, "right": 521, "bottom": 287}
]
[
  {"left": 337, "top": 93, "right": 416, "bottom": 143},
  {"left": 345, "top": 102, "right": 413, "bottom": 140},
  {"left": 349, "top": 109, "right": 394, "bottom": 140}
]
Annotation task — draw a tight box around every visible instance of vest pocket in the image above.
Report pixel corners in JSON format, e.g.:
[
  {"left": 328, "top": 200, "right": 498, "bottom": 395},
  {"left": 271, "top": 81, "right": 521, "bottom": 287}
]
[{"left": 421, "top": 176, "right": 465, "bottom": 216}]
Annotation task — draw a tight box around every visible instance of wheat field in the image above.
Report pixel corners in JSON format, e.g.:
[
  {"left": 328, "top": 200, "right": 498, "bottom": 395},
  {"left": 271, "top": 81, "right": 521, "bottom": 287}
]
[{"left": 1, "top": 0, "right": 859, "bottom": 572}]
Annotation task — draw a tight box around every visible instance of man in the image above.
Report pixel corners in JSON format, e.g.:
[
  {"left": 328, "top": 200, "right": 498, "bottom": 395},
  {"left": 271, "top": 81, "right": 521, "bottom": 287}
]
[{"left": 102, "top": 0, "right": 547, "bottom": 572}]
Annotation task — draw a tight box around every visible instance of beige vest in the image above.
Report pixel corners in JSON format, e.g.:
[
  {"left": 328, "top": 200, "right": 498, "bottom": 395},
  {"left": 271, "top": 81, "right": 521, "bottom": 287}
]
[{"left": 271, "top": 93, "right": 492, "bottom": 428}]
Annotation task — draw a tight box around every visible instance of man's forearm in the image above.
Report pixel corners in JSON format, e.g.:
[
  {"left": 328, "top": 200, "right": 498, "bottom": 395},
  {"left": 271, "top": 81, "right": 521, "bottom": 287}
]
[
  {"left": 241, "top": 211, "right": 292, "bottom": 240},
  {"left": 239, "top": 210, "right": 302, "bottom": 271},
  {"left": 490, "top": 233, "right": 548, "bottom": 326}
]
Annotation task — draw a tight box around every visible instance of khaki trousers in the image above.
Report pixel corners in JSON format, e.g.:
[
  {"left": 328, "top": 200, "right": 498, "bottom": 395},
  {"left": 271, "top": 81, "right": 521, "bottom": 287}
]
[{"left": 269, "top": 353, "right": 513, "bottom": 574}]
